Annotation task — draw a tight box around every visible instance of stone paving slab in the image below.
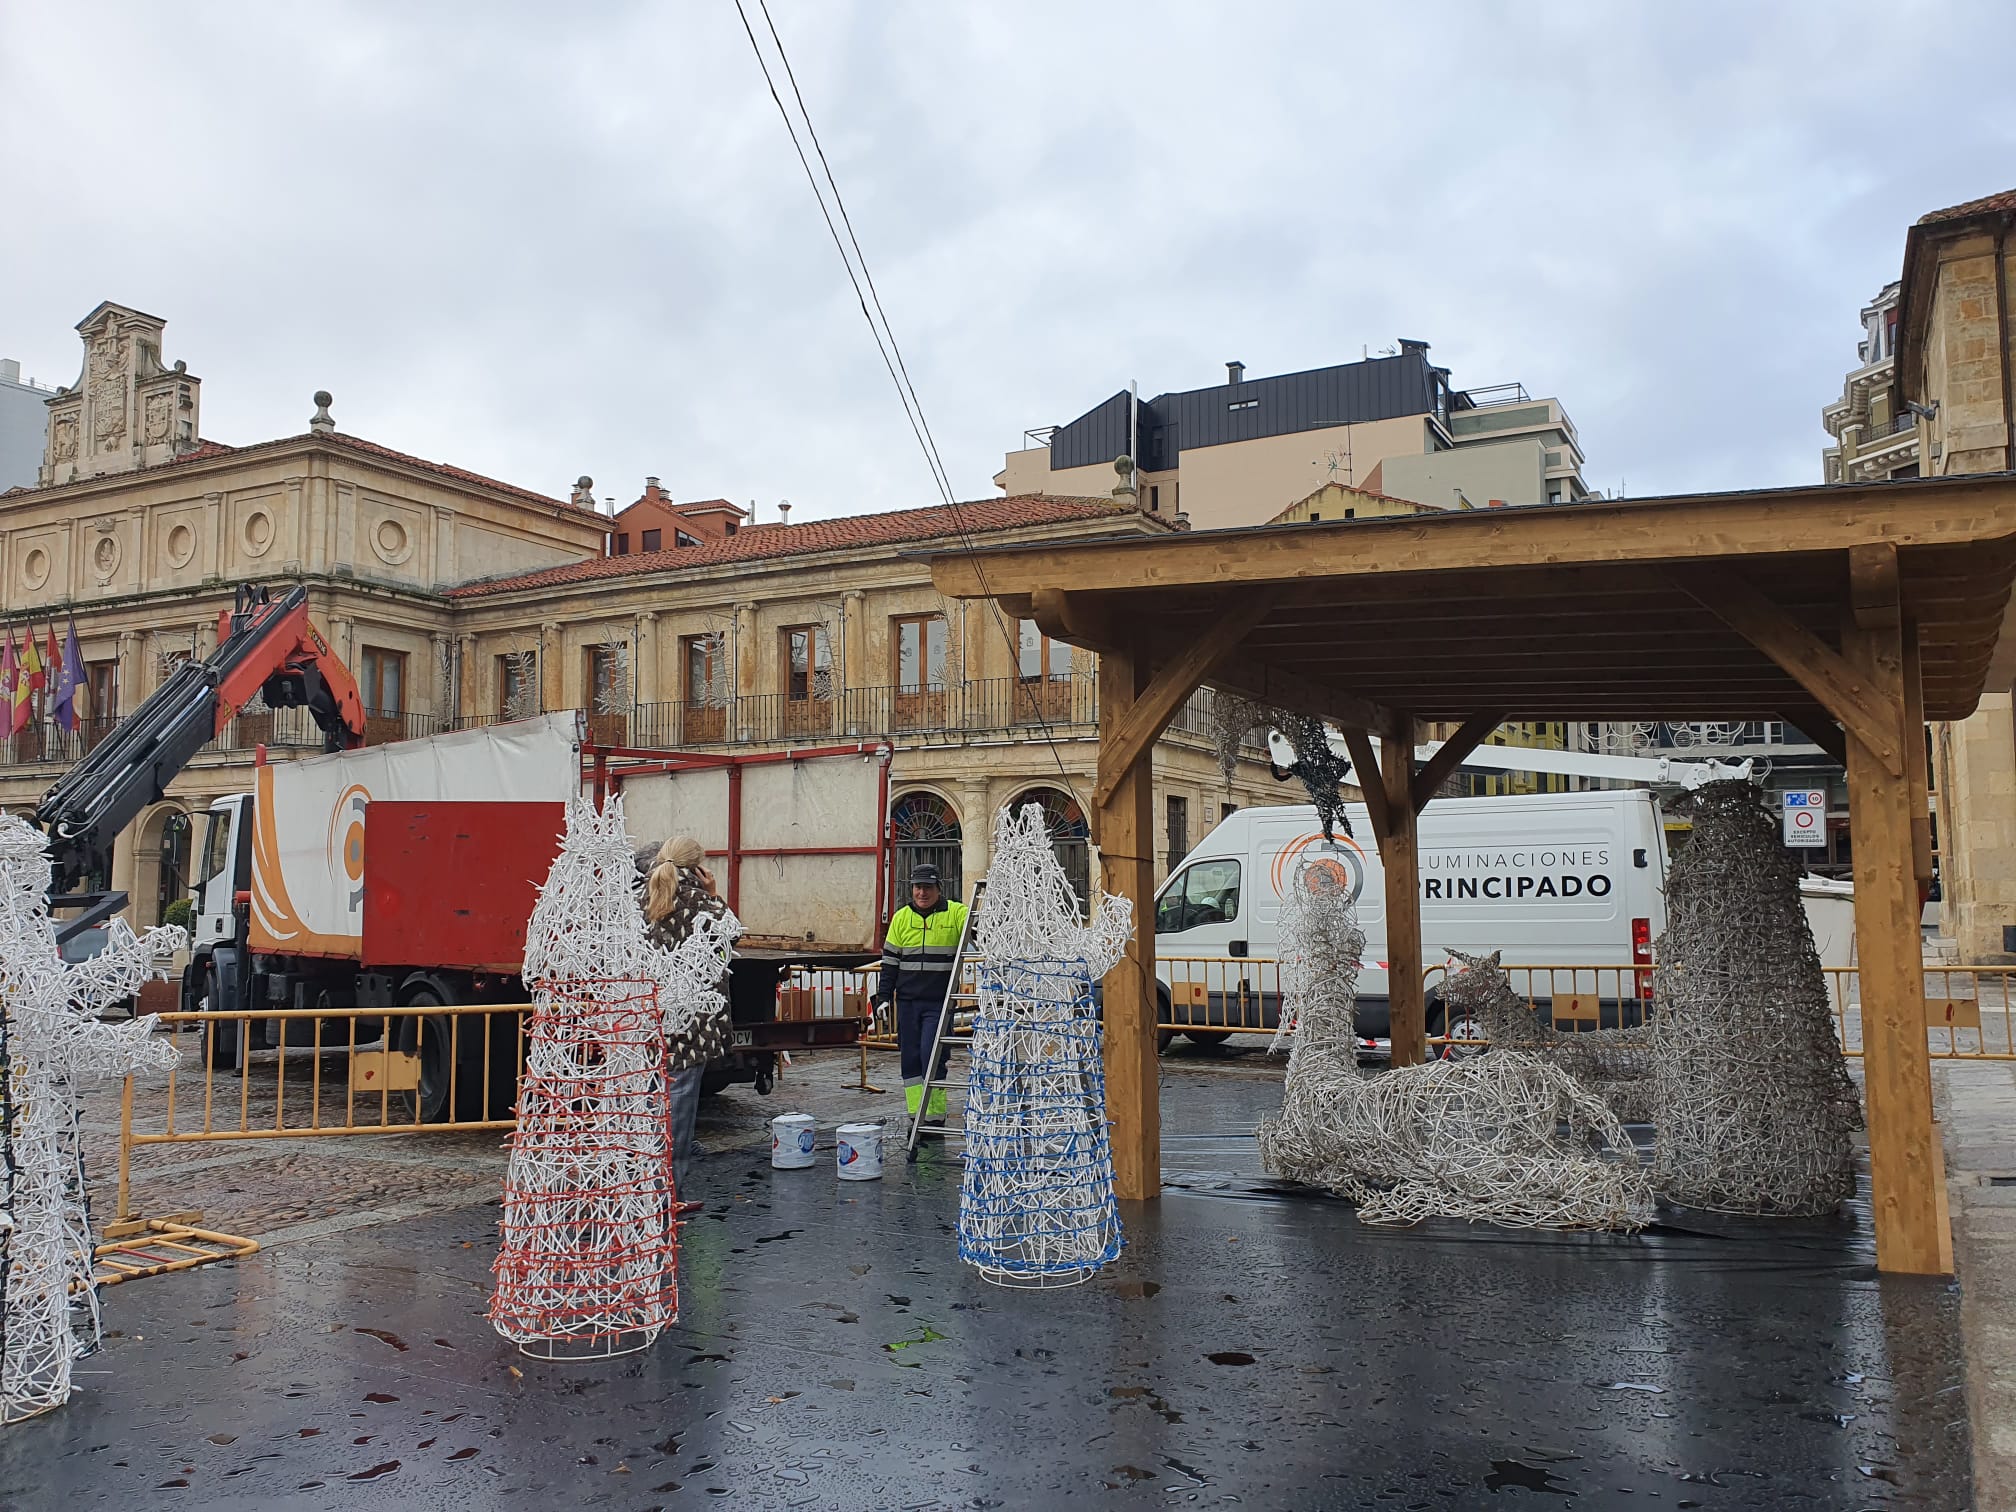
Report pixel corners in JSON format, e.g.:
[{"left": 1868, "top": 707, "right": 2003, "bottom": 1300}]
[{"left": 1938, "top": 1058, "right": 2016, "bottom": 1511}]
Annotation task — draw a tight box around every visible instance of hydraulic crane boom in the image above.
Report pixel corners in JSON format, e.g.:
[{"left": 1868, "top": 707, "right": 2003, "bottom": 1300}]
[{"left": 35, "top": 583, "right": 366, "bottom": 940}]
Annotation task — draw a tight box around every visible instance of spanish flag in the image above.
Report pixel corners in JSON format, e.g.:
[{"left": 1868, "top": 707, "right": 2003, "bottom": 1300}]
[{"left": 22, "top": 622, "right": 44, "bottom": 693}]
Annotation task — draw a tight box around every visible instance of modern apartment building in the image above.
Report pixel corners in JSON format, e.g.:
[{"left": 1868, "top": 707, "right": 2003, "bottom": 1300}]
[
  {"left": 997, "top": 342, "right": 1590, "bottom": 530},
  {"left": 0, "top": 358, "right": 55, "bottom": 493}
]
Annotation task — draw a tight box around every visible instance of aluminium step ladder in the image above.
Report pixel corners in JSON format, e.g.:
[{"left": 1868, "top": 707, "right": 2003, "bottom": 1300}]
[{"left": 906, "top": 880, "right": 984, "bottom": 1162}]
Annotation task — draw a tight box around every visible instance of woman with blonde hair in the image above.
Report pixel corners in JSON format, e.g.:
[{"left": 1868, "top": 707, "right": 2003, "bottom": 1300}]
[{"left": 641, "top": 836, "right": 732, "bottom": 1214}]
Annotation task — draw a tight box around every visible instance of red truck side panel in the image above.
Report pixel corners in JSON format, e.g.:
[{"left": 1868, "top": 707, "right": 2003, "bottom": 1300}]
[{"left": 360, "top": 801, "right": 567, "bottom": 972}]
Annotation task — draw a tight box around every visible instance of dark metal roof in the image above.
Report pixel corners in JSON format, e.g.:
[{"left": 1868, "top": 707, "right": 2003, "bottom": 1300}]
[{"left": 1049, "top": 350, "right": 1447, "bottom": 472}]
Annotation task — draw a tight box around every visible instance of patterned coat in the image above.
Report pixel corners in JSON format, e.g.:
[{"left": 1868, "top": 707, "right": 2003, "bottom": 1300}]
[{"left": 647, "top": 867, "right": 734, "bottom": 1075}]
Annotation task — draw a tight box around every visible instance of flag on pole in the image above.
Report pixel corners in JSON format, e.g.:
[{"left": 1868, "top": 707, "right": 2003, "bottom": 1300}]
[
  {"left": 22, "top": 622, "right": 45, "bottom": 693},
  {"left": 3, "top": 629, "right": 25, "bottom": 736},
  {"left": 44, "top": 623, "right": 58, "bottom": 690},
  {"left": 54, "top": 617, "right": 85, "bottom": 734},
  {"left": 0, "top": 632, "right": 15, "bottom": 725}
]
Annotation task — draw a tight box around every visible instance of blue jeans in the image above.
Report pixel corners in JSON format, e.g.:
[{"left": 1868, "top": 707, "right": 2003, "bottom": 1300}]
[{"left": 667, "top": 1062, "right": 705, "bottom": 1198}]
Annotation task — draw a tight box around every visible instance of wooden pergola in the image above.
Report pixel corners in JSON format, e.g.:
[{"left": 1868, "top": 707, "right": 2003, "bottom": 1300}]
[{"left": 930, "top": 472, "right": 2016, "bottom": 1276}]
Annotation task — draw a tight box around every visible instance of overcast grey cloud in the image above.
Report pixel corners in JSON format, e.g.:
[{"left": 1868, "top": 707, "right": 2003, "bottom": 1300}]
[{"left": 3, "top": 1, "right": 2013, "bottom": 519}]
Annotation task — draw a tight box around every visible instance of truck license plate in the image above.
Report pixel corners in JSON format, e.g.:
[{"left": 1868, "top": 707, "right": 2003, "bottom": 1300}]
[{"left": 731, "top": 1029, "right": 754, "bottom": 1047}]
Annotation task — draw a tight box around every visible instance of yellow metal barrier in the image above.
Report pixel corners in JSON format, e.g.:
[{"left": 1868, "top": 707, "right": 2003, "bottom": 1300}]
[
  {"left": 118, "top": 1003, "right": 530, "bottom": 1221},
  {"left": 1823, "top": 965, "right": 2016, "bottom": 1060}
]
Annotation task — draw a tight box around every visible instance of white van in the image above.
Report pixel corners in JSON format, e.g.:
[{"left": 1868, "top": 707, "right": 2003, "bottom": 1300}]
[{"left": 1152, "top": 790, "right": 1671, "bottom": 1047}]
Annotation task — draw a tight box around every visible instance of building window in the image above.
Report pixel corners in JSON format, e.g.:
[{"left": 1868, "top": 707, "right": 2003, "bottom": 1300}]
[
  {"left": 893, "top": 615, "right": 948, "bottom": 692},
  {"left": 641, "top": 528, "right": 662, "bottom": 552},
  {"left": 1228, "top": 398, "right": 1258, "bottom": 412},
  {"left": 360, "top": 646, "right": 406, "bottom": 718},
  {"left": 614, "top": 533, "right": 629, "bottom": 555},
  {"left": 1016, "top": 619, "right": 1072, "bottom": 682},
  {"left": 498, "top": 651, "right": 538, "bottom": 720},
  {"left": 86, "top": 660, "right": 117, "bottom": 741},
  {"left": 675, "top": 530, "right": 699, "bottom": 548},
  {"left": 586, "top": 644, "right": 627, "bottom": 710},
  {"left": 782, "top": 626, "right": 831, "bottom": 702},
  {"left": 679, "top": 634, "right": 728, "bottom": 743},
  {"left": 724, "top": 520, "right": 738, "bottom": 537},
  {"left": 1166, "top": 795, "right": 1190, "bottom": 872},
  {"left": 1148, "top": 484, "right": 1160, "bottom": 512},
  {"left": 1221, "top": 803, "right": 1239, "bottom": 823},
  {"left": 1012, "top": 788, "right": 1090, "bottom": 912}
]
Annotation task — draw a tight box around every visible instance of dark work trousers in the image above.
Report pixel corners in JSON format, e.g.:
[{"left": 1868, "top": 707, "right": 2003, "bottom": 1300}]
[{"left": 898, "top": 990, "right": 953, "bottom": 1087}]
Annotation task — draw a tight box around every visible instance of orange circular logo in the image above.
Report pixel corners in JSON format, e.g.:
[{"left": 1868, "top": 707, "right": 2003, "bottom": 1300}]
[{"left": 1271, "top": 830, "right": 1367, "bottom": 903}]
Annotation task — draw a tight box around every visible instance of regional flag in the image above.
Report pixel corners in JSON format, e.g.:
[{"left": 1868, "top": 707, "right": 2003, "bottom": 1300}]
[
  {"left": 4, "top": 630, "right": 26, "bottom": 736},
  {"left": 53, "top": 617, "right": 85, "bottom": 734}
]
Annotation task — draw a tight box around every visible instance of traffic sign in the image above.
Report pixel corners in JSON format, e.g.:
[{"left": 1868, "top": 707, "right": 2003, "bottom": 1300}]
[{"left": 1782, "top": 788, "right": 1827, "bottom": 848}]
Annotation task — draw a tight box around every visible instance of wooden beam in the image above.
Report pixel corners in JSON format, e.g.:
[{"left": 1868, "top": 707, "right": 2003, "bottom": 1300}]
[
  {"left": 1673, "top": 569, "right": 1906, "bottom": 778},
  {"left": 1030, "top": 587, "right": 1124, "bottom": 654},
  {"left": 1202, "top": 653, "right": 1394, "bottom": 735},
  {"left": 1379, "top": 709, "right": 1426, "bottom": 1068},
  {"left": 1094, "top": 646, "right": 1159, "bottom": 1204},
  {"left": 1850, "top": 542, "right": 1903, "bottom": 629},
  {"left": 1902, "top": 622, "right": 1934, "bottom": 897},
  {"left": 1410, "top": 713, "right": 1505, "bottom": 812},
  {"left": 1787, "top": 711, "right": 1849, "bottom": 767},
  {"left": 1842, "top": 612, "right": 1947, "bottom": 1274},
  {"left": 1093, "top": 598, "right": 1272, "bottom": 809},
  {"left": 927, "top": 476, "right": 2016, "bottom": 599},
  {"left": 1338, "top": 725, "right": 1391, "bottom": 844}
]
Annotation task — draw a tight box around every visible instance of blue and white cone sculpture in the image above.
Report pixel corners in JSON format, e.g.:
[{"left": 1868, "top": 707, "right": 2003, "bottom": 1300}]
[{"left": 957, "top": 803, "right": 1133, "bottom": 1288}]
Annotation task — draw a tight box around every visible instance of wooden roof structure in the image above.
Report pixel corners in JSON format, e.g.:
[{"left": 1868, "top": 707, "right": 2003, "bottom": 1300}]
[{"left": 929, "top": 471, "right": 2016, "bottom": 1277}]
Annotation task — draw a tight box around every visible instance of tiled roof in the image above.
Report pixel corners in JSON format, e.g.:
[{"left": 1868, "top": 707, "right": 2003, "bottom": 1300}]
[
  {"left": 448, "top": 495, "right": 1161, "bottom": 598},
  {"left": 1918, "top": 188, "right": 2016, "bottom": 226}
]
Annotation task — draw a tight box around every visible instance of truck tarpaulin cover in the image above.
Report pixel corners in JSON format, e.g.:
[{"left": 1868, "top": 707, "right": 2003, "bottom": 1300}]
[
  {"left": 619, "top": 755, "right": 881, "bottom": 950},
  {"left": 249, "top": 714, "right": 580, "bottom": 957}
]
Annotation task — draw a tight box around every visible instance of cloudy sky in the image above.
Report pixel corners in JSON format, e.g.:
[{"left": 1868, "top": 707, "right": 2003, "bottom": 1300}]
[{"left": 3, "top": 2, "right": 2013, "bottom": 519}]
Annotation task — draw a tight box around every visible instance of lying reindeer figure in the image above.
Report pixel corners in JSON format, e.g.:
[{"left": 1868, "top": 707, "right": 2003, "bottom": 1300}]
[{"left": 1439, "top": 949, "right": 1655, "bottom": 1124}]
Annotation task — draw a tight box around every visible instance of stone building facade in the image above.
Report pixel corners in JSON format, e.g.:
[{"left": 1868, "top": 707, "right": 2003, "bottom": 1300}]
[
  {"left": 0, "top": 307, "right": 1285, "bottom": 930},
  {"left": 1896, "top": 188, "right": 2016, "bottom": 961}
]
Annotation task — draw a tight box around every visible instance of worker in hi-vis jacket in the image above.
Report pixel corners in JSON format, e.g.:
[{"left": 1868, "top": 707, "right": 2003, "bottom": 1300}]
[{"left": 873, "top": 864, "right": 968, "bottom": 1122}]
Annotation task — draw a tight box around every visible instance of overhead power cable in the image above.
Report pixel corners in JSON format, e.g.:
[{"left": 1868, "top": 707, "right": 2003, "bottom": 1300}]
[{"left": 732, "top": 0, "right": 1092, "bottom": 812}]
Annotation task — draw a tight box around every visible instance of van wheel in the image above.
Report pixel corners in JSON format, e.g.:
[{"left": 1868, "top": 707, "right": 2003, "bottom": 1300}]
[{"left": 1185, "top": 1029, "right": 1234, "bottom": 1050}]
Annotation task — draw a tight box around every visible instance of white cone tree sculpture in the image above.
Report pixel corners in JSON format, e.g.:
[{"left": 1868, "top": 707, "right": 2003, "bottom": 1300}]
[
  {"left": 1257, "top": 854, "right": 1651, "bottom": 1231},
  {"left": 958, "top": 802, "right": 1132, "bottom": 1287},
  {"left": 1652, "top": 780, "right": 1861, "bottom": 1215},
  {"left": 0, "top": 815, "right": 183, "bottom": 1425},
  {"left": 490, "top": 798, "right": 739, "bottom": 1359}
]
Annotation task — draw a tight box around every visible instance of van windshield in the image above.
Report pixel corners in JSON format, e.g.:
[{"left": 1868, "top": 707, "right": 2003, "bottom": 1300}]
[
  {"left": 199, "top": 809, "right": 233, "bottom": 886},
  {"left": 1155, "top": 859, "right": 1241, "bottom": 934}
]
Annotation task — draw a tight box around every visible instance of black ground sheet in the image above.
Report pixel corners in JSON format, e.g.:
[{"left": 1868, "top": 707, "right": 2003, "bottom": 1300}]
[{"left": 0, "top": 1071, "right": 1970, "bottom": 1509}]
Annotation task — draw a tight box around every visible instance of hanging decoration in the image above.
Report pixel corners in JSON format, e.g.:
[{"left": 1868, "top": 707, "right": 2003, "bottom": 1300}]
[
  {"left": 0, "top": 816, "right": 183, "bottom": 1425},
  {"left": 490, "top": 798, "right": 740, "bottom": 1359},
  {"left": 1256, "top": 857, "right": 1651, "bottom": 1231},
  {"left": 958, "top": 803, "right": 1132, "bottom": 1288},
  {"left": 1651, "top": 780, "right": 1860, "bottom": 1215}
]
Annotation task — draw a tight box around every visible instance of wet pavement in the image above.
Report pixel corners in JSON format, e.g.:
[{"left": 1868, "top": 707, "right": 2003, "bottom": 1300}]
[{"left": 12, "top": 1054, "right": 1975, "bottom": 1509}]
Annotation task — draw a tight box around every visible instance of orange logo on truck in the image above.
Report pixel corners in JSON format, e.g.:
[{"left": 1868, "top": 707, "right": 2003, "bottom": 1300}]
[{"left": 1271, "top": 831, "right": 1367, "bottom": 903}]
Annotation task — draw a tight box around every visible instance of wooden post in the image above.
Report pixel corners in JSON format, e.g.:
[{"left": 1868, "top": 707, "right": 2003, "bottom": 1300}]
[
  {"left": 1095, "top": 646, "right": 1160, "bottom": 1201},
  {"left": 1380, "top": 710, "right": 1426, "bottom": 1067},
  {"left": 1842, "top": 604, "right": 1946, "bottom": 1274},
  {"left": 1902, "top": 625, "right": 1934, "bottom": 899}
]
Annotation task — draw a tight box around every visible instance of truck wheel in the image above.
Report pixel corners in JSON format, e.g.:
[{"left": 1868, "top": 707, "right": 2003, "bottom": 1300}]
[
  {"left": 200, "top": 966, "right": 245, "bottom": 1072},
  {"left": 399, "top": 993, "right": 519, "bottom": 1123},
  {"left": 1185, "top": 1029, "right": 1234, "bottom": 1049}
]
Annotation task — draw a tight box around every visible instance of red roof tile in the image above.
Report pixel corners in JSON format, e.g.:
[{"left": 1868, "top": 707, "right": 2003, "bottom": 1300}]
[
  {"left": 448, "top": 495, "right": 1162, "bottom": 598},
  {"left": 1917, "top": 188, "right": 2016, "bottom": 226}
]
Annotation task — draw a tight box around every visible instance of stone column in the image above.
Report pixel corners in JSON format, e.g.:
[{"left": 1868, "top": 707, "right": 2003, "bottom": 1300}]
[
  {"left": 841, "top": 589, "right": 867, "bottom": 690},
  {"left": 540, "top": 621, "right": 565, "bottom": 712},
  {"left": 734, "top": 602, "right": 759, "bottom": 741},
  {"left": 117, "top": 629, "right": 143, "bottom": 715},
  {"left": 636, "top": 611, "right": 660, "bottom": 704},
  {"left": 431, "top": 633, "right": 453, "bottom": 722},
  {"left": 457, "top": 635, "right": 478, "bottom": 723},
  {"left": 958, "top": 778, "right": 993, "bottom": 885}
]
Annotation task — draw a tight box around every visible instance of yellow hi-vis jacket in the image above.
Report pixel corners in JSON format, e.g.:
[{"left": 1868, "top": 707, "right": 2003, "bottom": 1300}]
[{"left": 875, "top": 898, "right": 969, "bottom": 1007}]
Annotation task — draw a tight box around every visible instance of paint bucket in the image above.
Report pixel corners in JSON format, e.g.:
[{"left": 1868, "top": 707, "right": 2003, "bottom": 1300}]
[
  {"left": 835, "top": 1122, "right": 883, "bottom": 1181},
  {"left": 771, "top": 1112, "right": 816, "bottom": 1170}
]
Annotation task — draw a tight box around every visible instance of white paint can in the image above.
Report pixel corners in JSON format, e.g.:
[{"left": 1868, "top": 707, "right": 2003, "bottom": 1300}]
[
  {"left": 771, "top": 1112, "right": 816, "bottom": 1169},
  {"left": 835, "top": 1122, "right": 884, "bottom": 1181}
]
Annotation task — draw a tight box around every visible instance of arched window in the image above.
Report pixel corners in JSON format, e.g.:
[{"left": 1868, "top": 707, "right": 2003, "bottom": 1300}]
[
  {"left": 1005, "top": 787, "right": 1091, "bottom": 910},
  {"left": 891, "top": 791, "right": 963, "bottom": 903}
]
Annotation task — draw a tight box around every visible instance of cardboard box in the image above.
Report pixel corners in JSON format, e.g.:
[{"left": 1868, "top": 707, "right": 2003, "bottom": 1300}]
[
  {"left": 777, "top": 987, "right": 817, "bottom": 1023},
  {"left": 840, "top": 990, "right": 869, "bottom": 1019}
]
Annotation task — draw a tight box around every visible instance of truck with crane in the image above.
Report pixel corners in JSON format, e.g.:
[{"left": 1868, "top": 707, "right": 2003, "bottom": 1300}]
[{"left": 32, "top": 583, "right": 885, "bottom": 1120}]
